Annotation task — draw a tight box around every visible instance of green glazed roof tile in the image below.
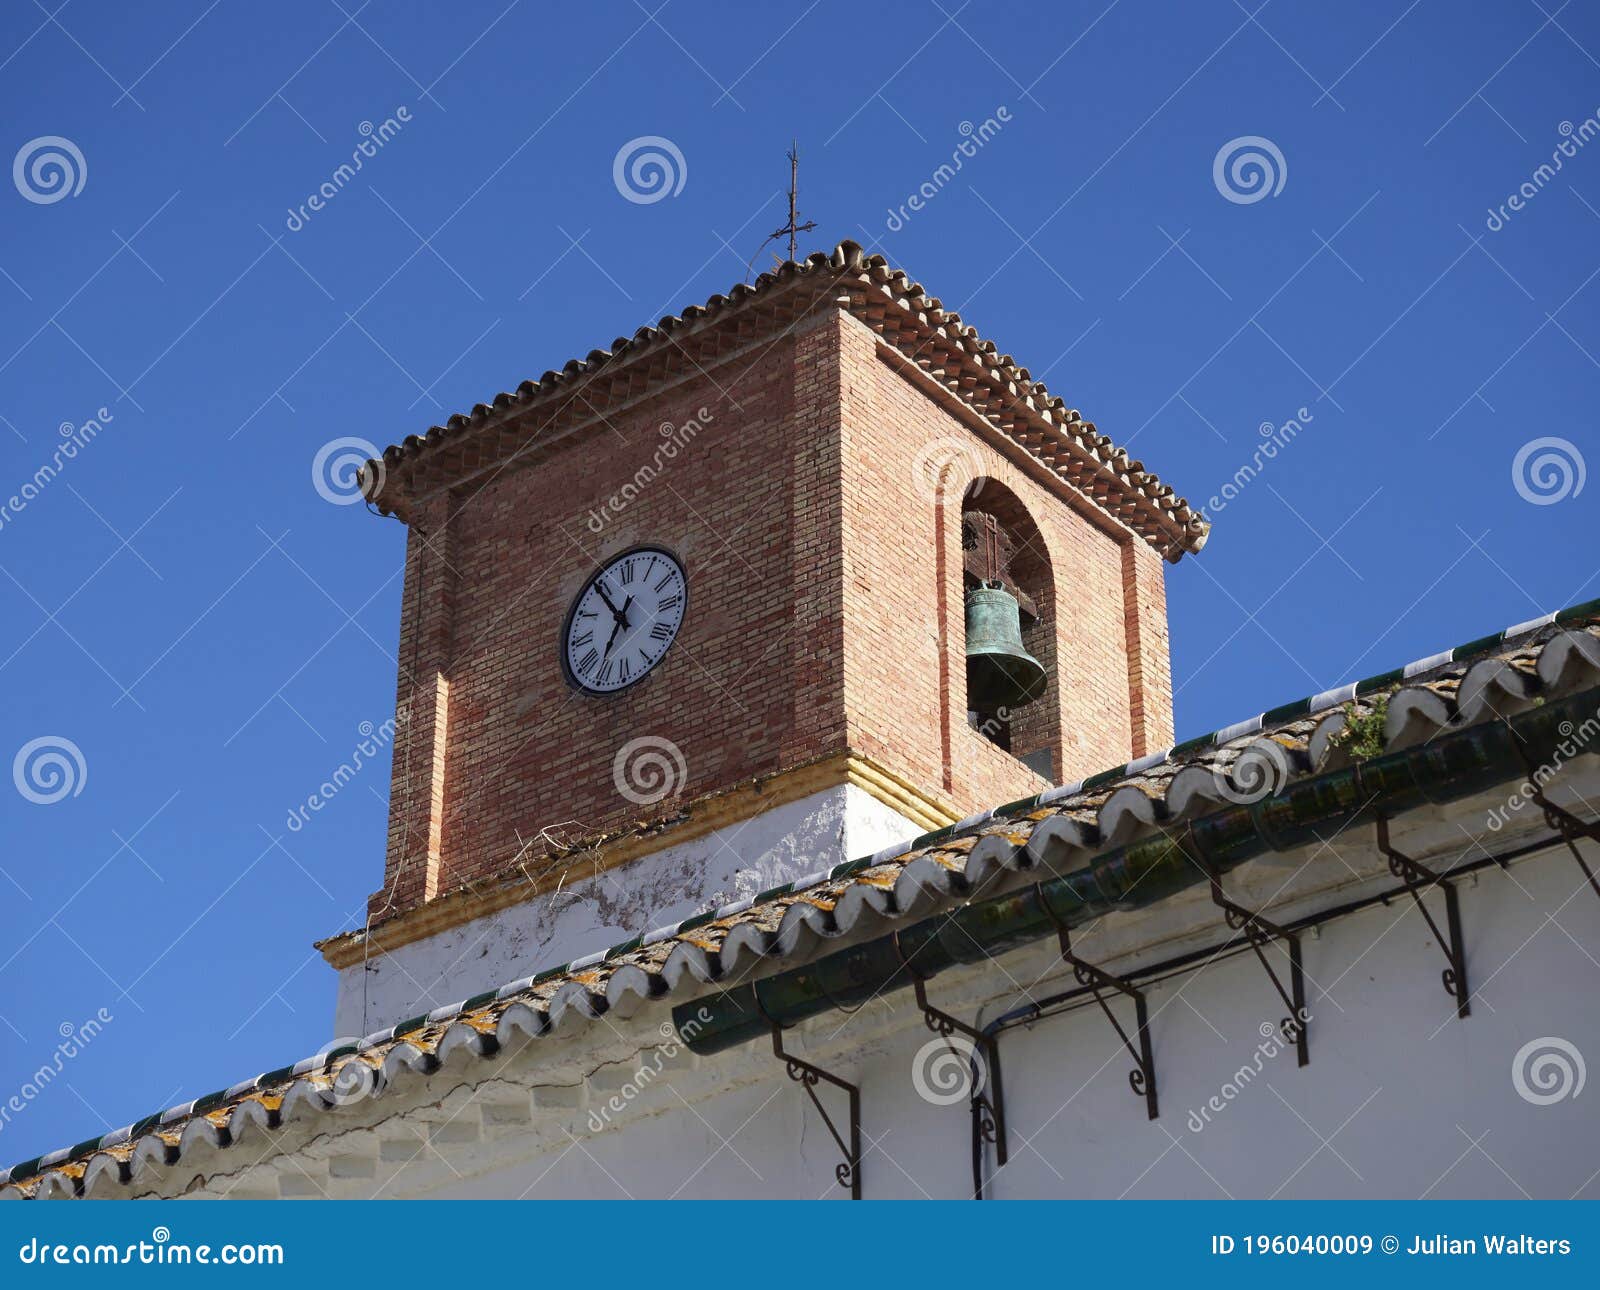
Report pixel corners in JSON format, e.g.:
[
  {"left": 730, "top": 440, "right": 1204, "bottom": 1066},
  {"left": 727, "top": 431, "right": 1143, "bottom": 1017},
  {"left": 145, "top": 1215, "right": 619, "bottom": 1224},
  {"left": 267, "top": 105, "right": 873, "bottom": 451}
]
[{"left": 10, "top": 599, "right": 1599, "bottom": 1197}]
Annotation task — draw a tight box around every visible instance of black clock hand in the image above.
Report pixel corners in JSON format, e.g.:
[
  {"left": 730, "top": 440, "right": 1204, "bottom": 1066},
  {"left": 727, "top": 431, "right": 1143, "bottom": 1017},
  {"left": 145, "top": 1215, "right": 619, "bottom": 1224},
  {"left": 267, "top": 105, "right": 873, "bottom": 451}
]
[
  {"left": 603, "top": 596, "right": 633, "bottom": 659},
  {"left": 594, "top": 580, "right": 625, "bottom": 621}
]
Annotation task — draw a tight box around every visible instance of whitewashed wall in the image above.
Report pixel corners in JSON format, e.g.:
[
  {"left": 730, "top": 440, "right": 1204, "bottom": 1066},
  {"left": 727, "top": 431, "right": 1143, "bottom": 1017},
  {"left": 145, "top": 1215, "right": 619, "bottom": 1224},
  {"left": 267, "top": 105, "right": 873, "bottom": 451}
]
[
  {"left": 407, "top": 843, "right": 1600, "bottom": 1200},
  {"left": 334, "top": 785, "right": 922, "bottom": 1036},
  {"left": 146, "top": 774, "right": 1600, "bottom": 1202}
]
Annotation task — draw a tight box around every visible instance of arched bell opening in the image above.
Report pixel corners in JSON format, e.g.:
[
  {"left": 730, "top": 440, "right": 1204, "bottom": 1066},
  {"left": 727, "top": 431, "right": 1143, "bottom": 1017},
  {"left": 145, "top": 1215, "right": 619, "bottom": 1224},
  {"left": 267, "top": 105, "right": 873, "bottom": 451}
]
[{"left": 960, "top": 481, "right": 1059, "bottom": 780}]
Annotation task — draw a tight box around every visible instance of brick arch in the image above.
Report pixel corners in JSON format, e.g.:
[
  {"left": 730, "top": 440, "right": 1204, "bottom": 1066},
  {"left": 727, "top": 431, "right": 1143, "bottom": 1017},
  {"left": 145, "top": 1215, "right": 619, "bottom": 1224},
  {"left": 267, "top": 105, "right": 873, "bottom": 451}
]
[{"left": 955, "top": 476, "right": 1062, "bottom": 780}]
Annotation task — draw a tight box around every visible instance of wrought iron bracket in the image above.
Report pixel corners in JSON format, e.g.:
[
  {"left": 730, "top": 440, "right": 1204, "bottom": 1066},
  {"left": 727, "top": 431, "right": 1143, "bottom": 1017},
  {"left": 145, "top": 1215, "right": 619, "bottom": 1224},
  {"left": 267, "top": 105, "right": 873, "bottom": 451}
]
[
  {"left": 1207, "top": 868, "right": 1311, "bottom": 1066},
  {"left": 1051, "top": 921, "right": 1159, "bottom": 1119},
  {"left": 1528, "top": 790, "right": 1600, "bottom": 903},
  {"left": 911, "top": 977, "right": 1009, "bottom": 1165},
  {"left": 771, "top": 1024, "right": 861, "bottom": 1199},
  {"left": 1375, "top": 816, "right": 1470, "bottom": 1019}
]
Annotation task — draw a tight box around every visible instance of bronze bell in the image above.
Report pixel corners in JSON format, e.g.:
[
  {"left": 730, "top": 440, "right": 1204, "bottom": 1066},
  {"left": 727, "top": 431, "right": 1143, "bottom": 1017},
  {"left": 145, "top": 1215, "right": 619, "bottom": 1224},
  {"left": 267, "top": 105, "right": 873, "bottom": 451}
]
[{"left": 965, "top": 580, "right": 1047, "bottom": 710}]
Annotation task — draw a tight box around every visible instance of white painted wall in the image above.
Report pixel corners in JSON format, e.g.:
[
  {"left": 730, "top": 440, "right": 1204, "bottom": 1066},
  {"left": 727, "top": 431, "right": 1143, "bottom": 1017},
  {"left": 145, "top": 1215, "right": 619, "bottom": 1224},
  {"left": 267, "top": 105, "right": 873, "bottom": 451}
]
[
  {"left": 414, "top": 842, "right": 1600, "bottom": 1200},
  {"left": 131, "top": 774, "right": 1600, "bottom": 1202},
  {"left": 333, "top": 785, "right": 922, "bottom": 1036}
]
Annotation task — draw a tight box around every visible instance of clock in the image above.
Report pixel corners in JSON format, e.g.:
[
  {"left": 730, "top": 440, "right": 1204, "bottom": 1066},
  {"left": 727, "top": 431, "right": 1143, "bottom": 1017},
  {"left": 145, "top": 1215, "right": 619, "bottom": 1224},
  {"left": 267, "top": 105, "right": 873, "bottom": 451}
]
[{"left": 560, "top": 546, "right": 688, "bottom": 694}]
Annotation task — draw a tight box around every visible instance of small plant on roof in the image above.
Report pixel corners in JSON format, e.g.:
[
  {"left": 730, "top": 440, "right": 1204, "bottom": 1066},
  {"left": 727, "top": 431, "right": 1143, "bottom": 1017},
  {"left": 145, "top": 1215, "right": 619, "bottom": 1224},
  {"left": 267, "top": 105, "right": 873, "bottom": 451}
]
[{"left": 1333, "top": 694, "right": 1390, "bottom": 761}]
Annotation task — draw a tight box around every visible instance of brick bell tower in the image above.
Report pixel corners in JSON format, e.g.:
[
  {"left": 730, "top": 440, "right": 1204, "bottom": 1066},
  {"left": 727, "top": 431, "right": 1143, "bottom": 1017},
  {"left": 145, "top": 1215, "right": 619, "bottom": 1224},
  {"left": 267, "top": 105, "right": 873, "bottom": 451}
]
[{"left": 320, "top": 240, "right": 1207, "bottom": 1033}]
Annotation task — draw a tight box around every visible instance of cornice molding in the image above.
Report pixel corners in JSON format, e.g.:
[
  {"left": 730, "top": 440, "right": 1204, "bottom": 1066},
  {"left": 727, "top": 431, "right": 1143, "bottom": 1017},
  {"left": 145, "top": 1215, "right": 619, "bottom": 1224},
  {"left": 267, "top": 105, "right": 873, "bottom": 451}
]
[{"left": 317, "top": 751, "right": 959, "bottom": 969}]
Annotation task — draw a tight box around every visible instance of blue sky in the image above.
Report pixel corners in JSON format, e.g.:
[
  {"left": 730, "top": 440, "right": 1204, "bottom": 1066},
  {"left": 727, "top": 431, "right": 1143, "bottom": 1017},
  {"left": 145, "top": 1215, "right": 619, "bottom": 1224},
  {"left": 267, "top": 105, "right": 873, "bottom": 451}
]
[{"left": 0, "top": 0, "right": 1595, "bottom": 1167}]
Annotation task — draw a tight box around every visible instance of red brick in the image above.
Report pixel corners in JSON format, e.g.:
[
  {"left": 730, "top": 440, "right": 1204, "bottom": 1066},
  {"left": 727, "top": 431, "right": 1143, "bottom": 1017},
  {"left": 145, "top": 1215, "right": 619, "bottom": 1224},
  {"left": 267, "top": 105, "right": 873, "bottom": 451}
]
[{"left": 370, "top": 309, "right": 1174, "bottom": 920}]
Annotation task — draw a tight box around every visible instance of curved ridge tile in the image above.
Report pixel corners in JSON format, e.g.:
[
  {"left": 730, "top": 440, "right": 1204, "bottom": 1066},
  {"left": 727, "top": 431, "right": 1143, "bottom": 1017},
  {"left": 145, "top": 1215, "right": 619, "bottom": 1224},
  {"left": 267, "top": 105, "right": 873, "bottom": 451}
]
[
  {"left": 957, "top": 834, "right": 1009, "bottom": 890},
  {"left": 80, "top": 1154, "right": 126, "bottom": 1198},
  {"left": 35, "top": 1172, "right": 75, "bottom": 1200},
  {"left": 15, "top": 606, "right": 1600, "bottom": 1199},
  {"left": 1455, "top": 658, "right": 1535, "bottom": 724},
  {"left": 717, "top": 923, "right": 775, "bottom": 979},
  {"left": 494, "top": 1002, "right": 546, "bottom": 1047},
  {"left": 772, "top": 900, "right": 834, "bottom": 956},
  {"left": 831, "top": 881, "right": 896, "bottom": 934},
  {"left": 658, "top": 942, "right": 717, "bottom": 992},
  {"left": 176, "top": 1119, "right": 223, "bottom": 1156},
  {"left": 546, "top": 981, "right": 606, "bottom": 1031},
  {"left": 1306, "top": 710, "right": 1350, "bottom": 770},
  {"left": 1387, "top": 688, "right": 1453, "bottom": 749},
  {"left": 129, "top": 1136, "right": 171, "bottom": 1174},
  {"left": 603, "top": 964, "right": 657, "bottom": 1012},
  {"left": 435, "top": 1022, "right": 492, "bottom": 1063},
  {"left": 1025, "top": 813, "right": 1098, "bottom": 873},
  {"left": 277, "top": 1079, "right": 331, "bottom": 1124},
  {"left": 225, "top": 1099, "right": 273, "bottom": 1144},
  {"left": 1537, "top": 629, "right": 1600, "bottom": 693},
  {"left": 826, "top": 875, "right": 886, "bottom": 926},
  {"left": 1098, "top": 785, "right": 1164, "bottom": 843},
  {"left": 376, "top": 1046, "right": 431, "bottom": 1089},
  {"left": 891, "top": 854, "right": 964, "bottom": 906},
  {"left": 1165, "top": 763, "right": 1230, "bottom": 819}
]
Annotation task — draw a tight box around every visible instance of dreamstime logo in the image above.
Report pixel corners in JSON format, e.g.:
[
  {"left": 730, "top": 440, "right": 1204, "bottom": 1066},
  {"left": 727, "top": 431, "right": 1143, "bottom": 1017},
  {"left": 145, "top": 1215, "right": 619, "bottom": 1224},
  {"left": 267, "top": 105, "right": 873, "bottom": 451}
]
[
  {"left": 586, "top": 1011, "right": 712, "bottom": 1132},
  {"left": 0, "top": 1007, "right": 112, "bottom": 1136},
  {"left": 970, "top": 705, "right": 1015, "bottom": 746},
  {"left": 1512, "top": 436, "right": 1585, "bottom": 505},
  {"left": 1212, "top": 740, "right": 1292, "bottom": 804},
  {"left": 1512, "top": 1036, "right": 1585, "bottom": 1106},
  {"left": 1187, "top": 1012, "right": 1310, "bottom": 1132},
  {"left": 884, "top": 109, "right": 1011, "bottom": 232},
  {"left": 612, "top": 735, "right": 687, "bottom": 805},
  {"left": 18, "top": 1226, "right": 283, "bottom": 1266},
  {"left": 613, "top": 136, "right": 687, "bottom": 205},
  {"left": 311, "top": 1038, "right": 379, "bottom": 1108},
  {"left": 911, "top": 437, "right": 986, "bottom": 503},
  {"left": 312, "top": 436, "right": 382, "bottom": 506},
  {"left": 1486, "top": 711, "right": 1600, "bottom": 832},
  {"left": 1486, "top": 112, "right": 1600, "bottom": 232},
  {"left": 0, "top": 406, "right": 115, "bottom": 536},
  {"left": 1212, "top": 135, "right": 1287, "bottom": 205},
  {"left": 910, "top": 1034, "right": 985, "bottom": 1106},
  {"left": 1201, "top": 407, "right": 1314, "bottom": 518},
  {"left": 284, "top": 108, "right": 411, "bottom": 231},
  {"left": 12, "top": 736, "right": 87, "bottom": 805},
  {"left": 327, "top": 1057, "right": 378, "bottom": 1107},
  {"left": 584, "top": 405, "right": 715, "bottom": 534},
  {"left": 13, "top": 136, "right": 86, "bottom": 204},
  {"left": 285, "top": 716, "right": 401, "bottom": 832}
]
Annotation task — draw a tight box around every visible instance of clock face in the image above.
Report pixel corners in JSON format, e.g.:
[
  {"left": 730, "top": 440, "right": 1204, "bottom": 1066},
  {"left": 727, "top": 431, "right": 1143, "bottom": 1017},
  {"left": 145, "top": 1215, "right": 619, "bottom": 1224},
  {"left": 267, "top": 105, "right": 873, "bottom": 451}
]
[{"left": 560, "top": 546, "right": 688, "bottom": 694}]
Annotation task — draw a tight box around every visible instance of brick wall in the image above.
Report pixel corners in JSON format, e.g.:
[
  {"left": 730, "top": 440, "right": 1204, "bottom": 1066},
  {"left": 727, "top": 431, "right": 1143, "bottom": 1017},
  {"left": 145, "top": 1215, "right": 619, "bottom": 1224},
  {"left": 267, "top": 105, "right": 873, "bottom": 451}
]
[
  {"left": 836, "top": 311, "right": 1171, "bottom": 811},
  {"left": 372, "top": 307, "right": 1175, "bottom": 920}
]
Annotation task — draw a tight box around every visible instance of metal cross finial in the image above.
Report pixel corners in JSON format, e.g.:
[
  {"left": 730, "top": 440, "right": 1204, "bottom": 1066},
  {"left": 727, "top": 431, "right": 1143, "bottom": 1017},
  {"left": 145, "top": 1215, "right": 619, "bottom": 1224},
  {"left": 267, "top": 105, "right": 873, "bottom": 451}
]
[
  {"left": 746, "top": 142, "right": 819, "bottom": 281},
  {"left": 780, "top": 141, "right": 817, "bottom": 261}
]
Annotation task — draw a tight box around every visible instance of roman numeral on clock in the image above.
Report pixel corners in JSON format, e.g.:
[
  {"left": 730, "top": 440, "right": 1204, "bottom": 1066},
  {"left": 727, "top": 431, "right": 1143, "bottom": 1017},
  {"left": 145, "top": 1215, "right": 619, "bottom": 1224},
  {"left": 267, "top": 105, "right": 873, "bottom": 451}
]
[{"left": 649, "top": 622, "right": 673, "bottom": 642}]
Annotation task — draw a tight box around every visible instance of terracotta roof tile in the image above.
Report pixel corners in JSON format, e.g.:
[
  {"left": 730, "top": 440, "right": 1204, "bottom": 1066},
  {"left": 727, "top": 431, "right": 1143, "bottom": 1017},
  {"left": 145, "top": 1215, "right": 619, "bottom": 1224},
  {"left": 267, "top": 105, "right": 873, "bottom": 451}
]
[
  {"left": 362, "top": 240, "right": 1207, "bottom": 557},
  {"left": 7, "top": 601, "right": 1600, "bottom": 1197}
]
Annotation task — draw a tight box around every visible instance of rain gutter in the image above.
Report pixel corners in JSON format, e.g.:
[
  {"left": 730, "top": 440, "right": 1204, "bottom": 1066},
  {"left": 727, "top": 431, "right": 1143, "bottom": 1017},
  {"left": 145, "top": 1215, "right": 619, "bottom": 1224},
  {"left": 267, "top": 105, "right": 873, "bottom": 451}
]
[{"left": 675, "top": 686, "right": 1599, "bottom": 1054}]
